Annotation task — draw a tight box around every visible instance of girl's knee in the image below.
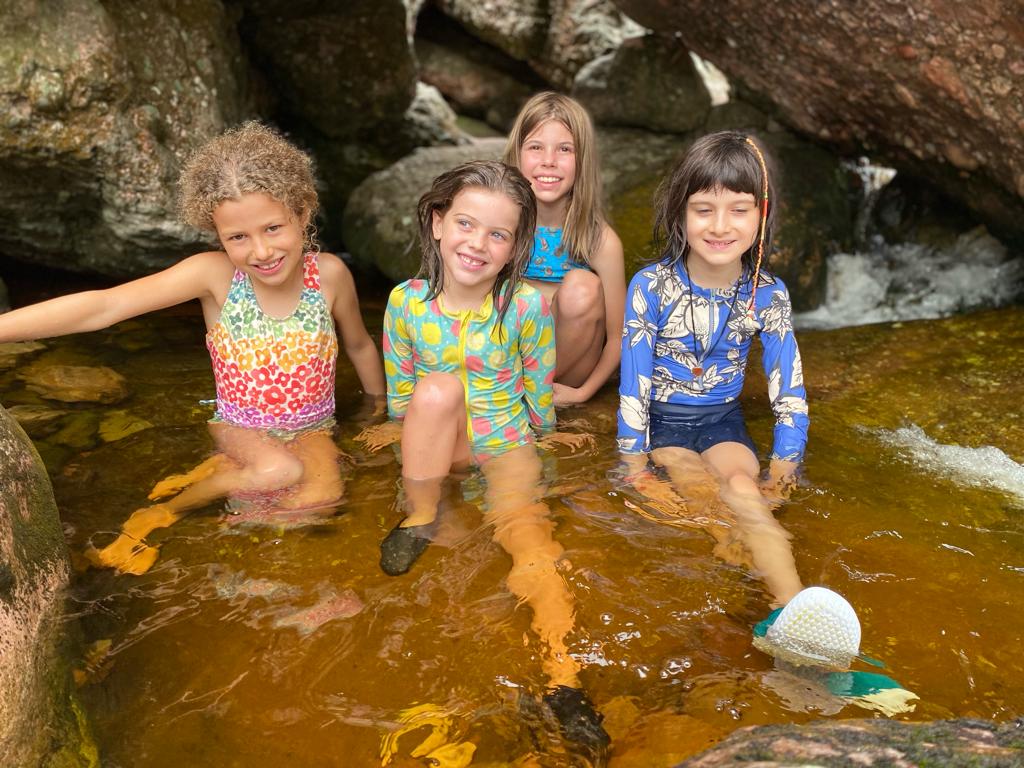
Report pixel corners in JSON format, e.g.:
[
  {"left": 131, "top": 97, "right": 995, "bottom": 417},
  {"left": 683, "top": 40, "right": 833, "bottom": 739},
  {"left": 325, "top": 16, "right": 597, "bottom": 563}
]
[
  {"left": 247, "top": 452, "right": 305, "bottom": 492},
  {"left": 725, "top": 472, "right": 759, "bottom": 496},
  {"left": 409, "top": 372, "right": 464, "bottom": 414},
  {"left": 555, "top": 270, "right": 603, "bottom": 321}
]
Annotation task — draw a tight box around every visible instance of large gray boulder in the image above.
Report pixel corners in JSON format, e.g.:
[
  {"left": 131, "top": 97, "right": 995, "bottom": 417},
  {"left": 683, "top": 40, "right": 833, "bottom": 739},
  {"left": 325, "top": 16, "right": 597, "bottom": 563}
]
[
  {"left": 414, "top": 7, "right": 543, "bottom": 131},
  {"left": 0, "top": 0, "right": 251, "bottom": 277},
  {"left": 611, "top": 0, "right": 1024, "bottom": 245},
  {"left": 343, "top": 138, "right": 507, "bottom": 282},
  {"left": 573, "top": 33, "right": 711, "bottom": 134},
  {"left": 433, "top": 0, "right": 644, "bottom": 89},
  {"left": 0, "top": 405, "right": 94, "bottom": 766}
]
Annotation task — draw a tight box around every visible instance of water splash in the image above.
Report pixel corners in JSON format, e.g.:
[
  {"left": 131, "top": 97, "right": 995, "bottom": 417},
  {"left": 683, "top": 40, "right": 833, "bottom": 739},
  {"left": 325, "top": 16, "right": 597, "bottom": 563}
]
[
  {"left": 876, "top": 424, "right": 1024, "bottom": 506},
  {"left": 796, "top": 228, "right": 1023, "bottom": 330}
]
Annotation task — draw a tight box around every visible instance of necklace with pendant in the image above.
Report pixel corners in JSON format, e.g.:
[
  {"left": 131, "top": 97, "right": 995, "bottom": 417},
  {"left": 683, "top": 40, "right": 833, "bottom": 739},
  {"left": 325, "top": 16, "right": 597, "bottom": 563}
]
[{"left": 683, "top": 265, "right": 741, "bottom": 378}]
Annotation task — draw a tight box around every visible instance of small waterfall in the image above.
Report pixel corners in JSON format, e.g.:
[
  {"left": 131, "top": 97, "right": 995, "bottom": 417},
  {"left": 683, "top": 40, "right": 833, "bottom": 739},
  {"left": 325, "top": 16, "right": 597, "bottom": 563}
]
[{"left": 795, "top": 161, "right": 1024, "bottom": 330}]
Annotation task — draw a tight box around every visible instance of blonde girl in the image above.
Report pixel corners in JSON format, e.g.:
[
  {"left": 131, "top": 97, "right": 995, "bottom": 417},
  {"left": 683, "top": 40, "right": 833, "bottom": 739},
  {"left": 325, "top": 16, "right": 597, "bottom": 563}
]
[
  {"left": 377, "top": 160, "right": 610, "bottom": 757},
  {"left": 0, "top": 122, "right": 385, "bottom": 574},
  {"left": 503, "top": 91, "right": 625, "bottom": 406}
]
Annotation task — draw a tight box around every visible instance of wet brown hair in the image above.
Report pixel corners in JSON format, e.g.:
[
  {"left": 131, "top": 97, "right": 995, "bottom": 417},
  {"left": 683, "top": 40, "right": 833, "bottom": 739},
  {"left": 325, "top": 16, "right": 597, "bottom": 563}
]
[
  {"left": 503, "top": 91, "right": 606, "bottom": 265},
  {"left": 653, "top": 130, "right": 778, "bottom": 283},
  {"left": 417, "top": 160, "right": 536, "bottom": 332},
  {"left": 177, "top": 121, "right": 319, "bottom": 250}
]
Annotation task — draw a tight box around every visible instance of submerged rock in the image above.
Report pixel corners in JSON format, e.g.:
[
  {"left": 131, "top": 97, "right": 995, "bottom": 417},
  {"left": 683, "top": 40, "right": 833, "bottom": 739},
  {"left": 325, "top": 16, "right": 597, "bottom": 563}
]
[
  {"left": 0, "top": 340, "right": 46, "bottom": 371},
  {"left": 20, "top": 364, "right": 129, "bottom": 404},
  {"left": 5, "top": 404, "right": 68, "bottom": 439},
  {"left": 272, "top": 586, "right": 365, "bottom": 635}
]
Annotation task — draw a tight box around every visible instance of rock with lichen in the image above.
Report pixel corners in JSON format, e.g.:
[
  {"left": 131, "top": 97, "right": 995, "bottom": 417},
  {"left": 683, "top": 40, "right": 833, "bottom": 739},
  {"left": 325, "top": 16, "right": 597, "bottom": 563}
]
[{"left": 0, "top": 0, "right": 252, "bottom": 277}]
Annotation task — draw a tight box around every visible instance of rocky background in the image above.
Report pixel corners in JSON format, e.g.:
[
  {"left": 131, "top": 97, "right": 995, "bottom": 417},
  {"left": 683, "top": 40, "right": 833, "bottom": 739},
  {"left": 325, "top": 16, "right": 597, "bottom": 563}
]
[{"left": 2, "top": 0, "right": 1022, "bottom": 311}]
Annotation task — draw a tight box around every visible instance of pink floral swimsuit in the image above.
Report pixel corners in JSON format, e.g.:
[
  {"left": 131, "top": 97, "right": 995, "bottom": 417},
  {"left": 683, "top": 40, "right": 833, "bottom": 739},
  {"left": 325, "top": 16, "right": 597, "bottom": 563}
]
[{"left": 206, "top": 253, "right": 338, "bottom": 434}]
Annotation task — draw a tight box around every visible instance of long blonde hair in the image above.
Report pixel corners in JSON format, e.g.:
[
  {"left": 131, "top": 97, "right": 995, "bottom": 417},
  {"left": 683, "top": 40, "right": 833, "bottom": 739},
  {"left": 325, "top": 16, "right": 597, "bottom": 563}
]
[{"left": 503, "top": 92, "right": 605, "bottom": 265}]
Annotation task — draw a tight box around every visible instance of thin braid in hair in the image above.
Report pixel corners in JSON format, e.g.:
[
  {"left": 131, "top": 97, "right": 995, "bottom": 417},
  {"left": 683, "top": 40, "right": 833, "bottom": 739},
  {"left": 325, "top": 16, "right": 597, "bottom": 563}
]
[{"left": 745, "top": 136, "right": 770, "bottom": 311}]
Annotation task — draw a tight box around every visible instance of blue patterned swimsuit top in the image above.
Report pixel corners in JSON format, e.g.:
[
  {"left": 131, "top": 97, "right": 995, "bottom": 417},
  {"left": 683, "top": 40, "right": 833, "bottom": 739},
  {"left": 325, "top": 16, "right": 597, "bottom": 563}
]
[{"left": 524, "top": 227, "right": 591, "bottom": 282}]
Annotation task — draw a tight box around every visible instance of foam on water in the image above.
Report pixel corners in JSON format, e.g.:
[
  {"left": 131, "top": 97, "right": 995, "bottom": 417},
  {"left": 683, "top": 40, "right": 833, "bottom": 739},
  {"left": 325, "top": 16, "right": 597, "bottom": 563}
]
[
  {"left": 796, "top": 227, "right": 1023, "bottom": 330},
  {"left": 876, "top": 424, "right": 1024, "bottom": 506}
]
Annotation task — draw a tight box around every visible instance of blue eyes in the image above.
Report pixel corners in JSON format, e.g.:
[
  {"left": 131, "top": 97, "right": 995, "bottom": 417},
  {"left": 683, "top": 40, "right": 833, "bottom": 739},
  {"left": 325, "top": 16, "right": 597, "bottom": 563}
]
[{"left": 455, "top": 219, "right": 508, "bottom": 241}]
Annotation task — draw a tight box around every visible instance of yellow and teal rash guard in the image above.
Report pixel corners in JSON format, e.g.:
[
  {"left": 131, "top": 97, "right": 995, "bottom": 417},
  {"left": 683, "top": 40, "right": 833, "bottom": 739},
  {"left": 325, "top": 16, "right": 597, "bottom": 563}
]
[{"left": 383, "top": 278, "right": 557, "bottom": 459}]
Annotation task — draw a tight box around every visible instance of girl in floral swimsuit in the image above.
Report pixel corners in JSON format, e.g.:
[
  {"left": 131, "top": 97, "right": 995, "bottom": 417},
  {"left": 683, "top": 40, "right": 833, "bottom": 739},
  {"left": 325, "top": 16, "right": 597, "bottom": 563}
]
[{"left": 0, "top": 122, "right": 385, "bottom": 574}]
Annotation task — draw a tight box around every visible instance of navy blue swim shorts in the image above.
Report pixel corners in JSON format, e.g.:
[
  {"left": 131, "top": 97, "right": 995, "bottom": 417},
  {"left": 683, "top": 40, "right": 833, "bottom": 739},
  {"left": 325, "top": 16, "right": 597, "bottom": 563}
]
[{"left": 648, "top": 400, "right": 757, "bottom": 455}]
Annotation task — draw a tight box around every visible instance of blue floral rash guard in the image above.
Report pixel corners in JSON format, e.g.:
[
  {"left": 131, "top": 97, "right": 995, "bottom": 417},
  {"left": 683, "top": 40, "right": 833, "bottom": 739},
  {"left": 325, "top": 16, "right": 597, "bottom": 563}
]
[{"left": 617, "top": 258, "right": 809, "bottom": 461}]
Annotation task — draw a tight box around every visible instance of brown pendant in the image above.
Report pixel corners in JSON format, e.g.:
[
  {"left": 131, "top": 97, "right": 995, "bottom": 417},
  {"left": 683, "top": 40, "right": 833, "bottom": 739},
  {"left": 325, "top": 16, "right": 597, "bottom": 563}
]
[{"left": 691, "top": 366, "right": 703, "bottom": 376}]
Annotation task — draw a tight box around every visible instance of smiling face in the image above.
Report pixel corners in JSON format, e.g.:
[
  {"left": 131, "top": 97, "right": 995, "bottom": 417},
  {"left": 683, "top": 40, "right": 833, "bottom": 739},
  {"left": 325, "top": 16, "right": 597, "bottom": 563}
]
[
  {"left": 684, "top": 186, "right": 760, "bottom": 286},
  {"left": 212, "top": 192, "right": 307, "bottom": 288},
  {"left": 431, "top": 187, "right": 520, "bottom": 309},
  {"left": 517, "top": 119, "right": 577, "bottom": 218}
]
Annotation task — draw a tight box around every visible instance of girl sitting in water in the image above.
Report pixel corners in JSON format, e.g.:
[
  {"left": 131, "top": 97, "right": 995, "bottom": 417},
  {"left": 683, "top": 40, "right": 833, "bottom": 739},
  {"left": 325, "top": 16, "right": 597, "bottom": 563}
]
[
  {"left": 371, "top": 160, "right": 610, "bottom": 758},
  {"left": 618, "top": 131, "right": 862, "bottom": 668},
  {"left": 0, "top": 122, "right": 385, "bottom": 575},
  {"left": 503, "top": 92, "right": 625, "bottom": 406}
]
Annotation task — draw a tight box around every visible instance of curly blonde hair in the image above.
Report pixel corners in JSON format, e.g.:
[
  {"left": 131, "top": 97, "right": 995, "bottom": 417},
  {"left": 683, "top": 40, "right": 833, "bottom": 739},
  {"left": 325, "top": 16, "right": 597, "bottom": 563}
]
[{"left": 177, "top": 121, "right": 319, "bottom": 248}]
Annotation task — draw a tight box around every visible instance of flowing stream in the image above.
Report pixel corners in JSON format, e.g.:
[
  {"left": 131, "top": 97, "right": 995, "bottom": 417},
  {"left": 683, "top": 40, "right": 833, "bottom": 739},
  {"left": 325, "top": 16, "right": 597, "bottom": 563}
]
[{"left": 2, "top": 297, "right": 1023, "bottom": 766}]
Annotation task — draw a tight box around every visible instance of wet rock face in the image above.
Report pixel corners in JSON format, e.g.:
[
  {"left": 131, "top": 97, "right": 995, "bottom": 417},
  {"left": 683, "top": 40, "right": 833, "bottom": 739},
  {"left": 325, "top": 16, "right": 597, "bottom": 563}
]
[
  {"left": 0, "top": 0, "right": 251, "bottom": 277},
  {"left": 342, "top": 138, "right": 508, "bottom": 282},
  {"left": 0, "top": 406, "right": 90, "bottom": 765},
  {"left": 611, "top": 0, "right": 1024, "bottom": 245},
  {"left": 573, "top": 34, "right": 711, "bottom": 134},
  {"left": 434, "top": 0, "right": 644, "bottom": 89},
  {"left": 673, "top": 718, "right": 1024, "bottom": 767}
]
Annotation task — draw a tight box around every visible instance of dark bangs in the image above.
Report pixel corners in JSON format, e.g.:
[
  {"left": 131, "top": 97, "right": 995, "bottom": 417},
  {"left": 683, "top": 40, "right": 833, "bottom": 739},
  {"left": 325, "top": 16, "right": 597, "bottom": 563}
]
[{"left": 653, "top": 131, "right": 777, "bottom": 278}]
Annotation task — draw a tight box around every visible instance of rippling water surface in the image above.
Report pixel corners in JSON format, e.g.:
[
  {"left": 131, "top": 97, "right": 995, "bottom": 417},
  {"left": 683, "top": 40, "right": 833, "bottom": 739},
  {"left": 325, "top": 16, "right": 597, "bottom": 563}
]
[{"left": 4, "top": 301, "right": 1023, "bottom": 767}]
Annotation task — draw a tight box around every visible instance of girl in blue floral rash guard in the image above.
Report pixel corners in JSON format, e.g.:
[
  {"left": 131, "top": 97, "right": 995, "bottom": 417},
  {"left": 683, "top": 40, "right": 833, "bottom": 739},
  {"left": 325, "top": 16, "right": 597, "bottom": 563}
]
[{"left": 617, "top": 131, "right": 839, "bottom": 620}]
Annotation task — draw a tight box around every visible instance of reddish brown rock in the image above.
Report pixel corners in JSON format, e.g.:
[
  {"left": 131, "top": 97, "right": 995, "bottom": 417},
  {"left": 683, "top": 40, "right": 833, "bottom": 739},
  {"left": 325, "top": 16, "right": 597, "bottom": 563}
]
[{"left": 611, "top": 0, "right": 1024, "bottom": 245}]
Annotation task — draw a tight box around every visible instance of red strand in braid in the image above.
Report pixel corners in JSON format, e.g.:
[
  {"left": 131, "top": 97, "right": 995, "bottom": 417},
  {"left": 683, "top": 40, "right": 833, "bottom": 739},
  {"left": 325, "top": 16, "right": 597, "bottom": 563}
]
[{"left": 745, "top": 136, "right": 770, "bottom": 313}]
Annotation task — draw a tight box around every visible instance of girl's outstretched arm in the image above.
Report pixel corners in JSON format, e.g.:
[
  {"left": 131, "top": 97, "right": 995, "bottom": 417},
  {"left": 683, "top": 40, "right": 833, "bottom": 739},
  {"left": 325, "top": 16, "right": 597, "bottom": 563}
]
[
  {"left": 554, "top": 224, "right": 625, "bottom": 404},
  {"left": 0, "top": 252, "right": 225, "bottom": 343},
  {"left": 321, "top": 253, "right": 385, "bottom": 396}
]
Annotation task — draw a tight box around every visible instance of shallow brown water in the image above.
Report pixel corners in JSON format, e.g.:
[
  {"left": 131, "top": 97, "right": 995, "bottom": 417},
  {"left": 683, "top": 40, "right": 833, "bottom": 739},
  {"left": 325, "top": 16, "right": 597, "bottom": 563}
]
[{"left": 3, "top": 302, "right": 1023, "bottom": 767}]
